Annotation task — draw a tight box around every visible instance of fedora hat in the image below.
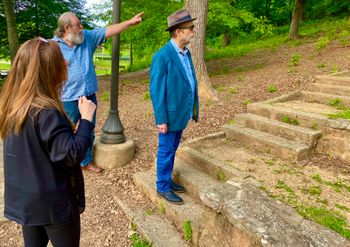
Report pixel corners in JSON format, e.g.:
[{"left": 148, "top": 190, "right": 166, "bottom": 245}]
[{"left": 165, "top": 9, "right": 197, "bottom": 31}]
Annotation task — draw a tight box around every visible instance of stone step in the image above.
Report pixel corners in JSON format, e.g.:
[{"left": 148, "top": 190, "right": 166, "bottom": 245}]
[
  {"left": 221, "top": 124, "right": 311, "bottom": 161},
  {"left": 302, "top": 91, "right": 350, "bottom": 107},
  {"left": 316, "top": 74, "right": 350, "bottom": 87},
  {"left": 173, "top": 157, "right": 349, "bottom": 247},
  {"left": 306, "top": 83, "right": 350, "bottom": 97},
  {"left": 234, "top": 113, "right": 322, "bottom": 147},
  {"left": 116, "top": 197, "right": 189, "bottom": 247},
  {"left": 133, "top": 170, "right": 205, "bottom": 246},
  {"left": 172, "top": 157, "right": 250, "bottom": 201},
  {"left": 177, "top": 145, "right": 250, "bottom": 183},
  {"left": 247, "top": 102, "right": 330, "bottom": 129}
]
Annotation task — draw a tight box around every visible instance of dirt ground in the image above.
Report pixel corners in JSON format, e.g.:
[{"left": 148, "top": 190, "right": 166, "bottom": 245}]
[{"left": 1, "top": 39, "right": 350, "bottom": 246}]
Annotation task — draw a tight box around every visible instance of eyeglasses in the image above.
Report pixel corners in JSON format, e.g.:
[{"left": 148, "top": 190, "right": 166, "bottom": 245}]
[
  {"left": 38, "top": 37, "right": 49, "bottom": 43},
  {"left": 178, "top": 25, "right": 194, "bottom": 31}
]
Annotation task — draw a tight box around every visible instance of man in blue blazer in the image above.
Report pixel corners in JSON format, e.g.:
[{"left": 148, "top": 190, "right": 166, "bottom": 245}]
[{"left": 150, "top": 9, "right": 199, "bottom": 204}]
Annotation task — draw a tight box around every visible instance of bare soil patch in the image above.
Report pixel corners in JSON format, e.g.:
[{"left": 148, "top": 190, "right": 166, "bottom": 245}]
[{"left": 1, "top": 40, "right": 350, "bottom": 246}]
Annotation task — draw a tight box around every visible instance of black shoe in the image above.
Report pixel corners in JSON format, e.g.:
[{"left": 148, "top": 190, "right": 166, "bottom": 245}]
[
  {"left": 157, "top": 190, "right": 184, "bottom": 205},
  {"left": 170, "top": 180, "right": 186, "bottom": 193}
]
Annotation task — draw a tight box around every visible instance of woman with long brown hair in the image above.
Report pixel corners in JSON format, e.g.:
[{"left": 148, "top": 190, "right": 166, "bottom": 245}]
[{"left": 0, "top": 37, "right": 96, "bottom": 247}]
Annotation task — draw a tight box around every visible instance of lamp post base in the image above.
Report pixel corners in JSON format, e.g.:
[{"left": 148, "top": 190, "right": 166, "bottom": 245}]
[{"left": 94, "top": 136, "right": 135, "bottom": 169}]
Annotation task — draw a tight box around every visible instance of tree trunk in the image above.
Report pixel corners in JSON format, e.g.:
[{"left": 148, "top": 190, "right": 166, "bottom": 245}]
[
  {"left": 185, "top": 0, "right": 218, "bottom": 101},
  {"left": 2, "top": 0, "right": 19, "bottom": 62},
  {"left": 222, "top": 33, "right": 230, "bottom": 47},
  {"left": 266, "top": 0, "right": 272, "bottom": 19},
  {"left": 289, "top": 0, "right": 304, "bottom": 40}
]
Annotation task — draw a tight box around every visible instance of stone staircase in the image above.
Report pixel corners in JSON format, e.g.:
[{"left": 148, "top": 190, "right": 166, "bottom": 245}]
[{"left": 124, "top": 72, "right": 350, "bottom": 246}]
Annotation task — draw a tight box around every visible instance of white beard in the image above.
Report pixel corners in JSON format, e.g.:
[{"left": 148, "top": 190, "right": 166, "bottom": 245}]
[{"left": 67, "top": 32, "right": 84, "bottom": 45}]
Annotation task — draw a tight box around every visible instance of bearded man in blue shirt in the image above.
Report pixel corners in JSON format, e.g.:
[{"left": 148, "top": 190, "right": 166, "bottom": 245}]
[
  {"left": 150, "top": 9, "right": 199, "bottom": 204},
  {"left": 53, "top": 11, "right": 143, "bottom": 173}
]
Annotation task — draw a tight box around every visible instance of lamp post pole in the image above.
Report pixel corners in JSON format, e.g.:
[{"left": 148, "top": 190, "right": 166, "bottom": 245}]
[{"left": 100, "top": 0, "right": 126, "bottom": 144}]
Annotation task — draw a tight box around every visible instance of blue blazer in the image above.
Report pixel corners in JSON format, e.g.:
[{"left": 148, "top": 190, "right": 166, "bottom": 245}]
[{"left": 150, "top": 41, "right": 199, "bottom": 132}]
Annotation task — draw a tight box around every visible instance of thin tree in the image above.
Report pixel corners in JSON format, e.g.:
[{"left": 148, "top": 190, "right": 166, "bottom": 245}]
[
  {"left": 2, "top": 0, "right": 19, "bottom": 62},
  {"left": 185, "top": 0, "right": 218, "bottom": 101},
  {"left": 289, "top": 0, "right": 304, "bottom": 39}
]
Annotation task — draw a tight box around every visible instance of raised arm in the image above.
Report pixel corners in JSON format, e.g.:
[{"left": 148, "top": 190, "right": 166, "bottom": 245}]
[{"left": 105, "top": 12, "right": 143, "bottom": 38}]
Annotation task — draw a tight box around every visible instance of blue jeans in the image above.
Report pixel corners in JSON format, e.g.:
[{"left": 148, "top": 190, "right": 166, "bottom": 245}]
[
  {"left": 156, "top": 130, "right": 183, "bottom": 192},
  {"left": 63, "top": 94, "right": 97, "bottom": 167}
]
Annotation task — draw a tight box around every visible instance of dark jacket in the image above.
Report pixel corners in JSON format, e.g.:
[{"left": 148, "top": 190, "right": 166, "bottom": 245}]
[
  {"left": 150, "top": 41, "right": 199, "bottom": 132},
  {"left": 3, "top": 108, "right": 93, "bottom": 226}
]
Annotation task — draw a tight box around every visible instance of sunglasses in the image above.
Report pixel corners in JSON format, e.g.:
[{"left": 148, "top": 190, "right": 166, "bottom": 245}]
[
  {"left": 37, "top": 37, "right": 49, "bottom": 43},
  {"left": 178, "top": 25, "right": 194, "bottom": 31}
]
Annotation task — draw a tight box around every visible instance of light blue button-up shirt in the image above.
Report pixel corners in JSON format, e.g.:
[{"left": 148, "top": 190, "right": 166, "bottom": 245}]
[
  {"left": 53, "top": 28, "right": 106, "bottom": 102},
  {"left": 170, "top": 39, "right": 195, "bottom": 119}
]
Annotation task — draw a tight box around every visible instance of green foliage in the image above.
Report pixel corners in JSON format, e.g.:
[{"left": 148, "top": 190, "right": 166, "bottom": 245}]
[
  {"left": 242, "top": 99, "right": 252, "bottom": 105},
  {"left": 183, "top": 219, "right": 192, "bottom": 241},
  {"left": 290, "top": 53, "right": 301, "bottom": 66},
  {"left": 0, "top": 0, "right": 89, "bottom": 59},
  {"left": 327, "top": 109, "right": 350, "bottom": 120},
  {"left": 317, "top": 63, "right": 326, "bottom": 68},
  {"left": 310, "top": 122, "right": 318, "bottom": 130},
  {"left": 214, "top": 84, "right": 226, "bottom": 92},
  {"left": 275, "top": 181, "right": 295, "bottom": 194},
  {"left": 332, "top": 65, "right": 338, "bottom": 73},
  {"left": 101, "top": 90, "right": 109, "bottom": 102},
  {"left": 302, "top": 185, "right": 322, "bottom": 196},
  {"left": 216, "top": 169, "right": 226, "bottom": 181},
  {"left": 228, "top": 86, "right": 238, "bottom": 94},
  {"left": 0, "top": 79, "right": 4, "bottom": 88},
  {"left": 297, "top": 207, "right": 350, "bottom": 239},
  {"left": 130, "top": 233, "right": 153, "bottom": 247},
  {"left": 144, "top": 209, "right": 153, "bottom": 216},
  {"left": 329, "top": 98, "right": 343, "bottom": 107},
  {"left": 335, "top": 204, "right": 350, "bottom": 212},
  {"left": 281, "top": 115, "right": 299, "bottom": 125},
  {"left": 228, "top": 119, "right": 236, "bottom": 125},
  {"left": 157, "top": 202, "right": 165, "bottom": 214},
  {"left": 267, "top": 84, "right": 277, "bottom": 93},
  {"left": 143, "top": 92, "right": 151, "bottom": 100},
  {"left": 315, "top": 37, "right": 330, "bottom": 51}
]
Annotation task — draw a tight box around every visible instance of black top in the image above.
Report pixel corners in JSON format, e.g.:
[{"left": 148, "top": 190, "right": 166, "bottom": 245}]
[{"left": 3, "top": 108, "right": 94, "bottom": 226}]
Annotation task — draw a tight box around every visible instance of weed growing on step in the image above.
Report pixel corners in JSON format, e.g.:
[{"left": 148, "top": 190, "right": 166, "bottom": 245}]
[
  {"left": 338, "top": 30, "right": 350, "bottom": 46},
  {"left": 281, "top": 115, "right": 299, "bottom": 125},
  {"left": 143, "top": 92, "right": 151, "bottom": 100},
  {"left": 248, "top": 158, "right": 256, "bottom": 164},
  {"left": 291, "top": 52, "right": 301, "bottom": 66},
  {"left": 228, "top": 119, "right": 236, "bottom": 125},
  {"left": 335, "top": 204, "right": 350, "bottom": 212},
  {"left": 130, "top": 233, "right": 153, "bottom": 247},
  {"left": 315, "top": 36, "right": 330, "bottom": 51},
  {"left": 214, "top": 84, "right": 226, "bottom": 92},
  {"left": 302, "top": 185, "right": 322, "bottom": 196},
  {"left": 329, "top": 98, "right": 343, "bottom": 108},
  {"left": 101, "top": 90, "right": 109, "bottom": 102},
  {"left": 312, "top": 174, "right": 322, "bottom": 183},
  {"left": 327, "top": 109, "right": 350, "bottom": 119},
  {"left": 158, "top": 202, "right": 165, "bottom": 214},
  {"left": 216, "top": 169, "right": 226, "bottom": 181},
  {"left": 228, "top": 86, "right": 238, "bottom": 94},
  {"left": 332, "top": 65, "right": 338, "bottom": 74},
  {"left": 265, "top": 159, "right": 276, "bottom": 166},
  {"left": 310, "top": 122, "right": 318, "bottom": 130},
  {"left": 144, "top": 209, "right": 153, "bottom": 216},
  {"left": 317, "top": 63, "right": 326, "bottom": 68},
  {"left": 183, "top": 219, "right": 192, "bottom": 241},
  {"left": 297, "top": 206, "right": 350, "bottom": 239},
  {"left": 267, "top": 84, "right": 277, "bottom": 93},
  {"left": 242, "top": 99, "right": 252, "bottom": 105},
  {"left": 275, "top": 181, "right": 295, "bottom": 194}
]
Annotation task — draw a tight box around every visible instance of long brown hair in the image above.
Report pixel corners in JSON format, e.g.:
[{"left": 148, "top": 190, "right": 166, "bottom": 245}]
[{"left": 0, "top": 37, "right": 68, "bottom": 139}]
